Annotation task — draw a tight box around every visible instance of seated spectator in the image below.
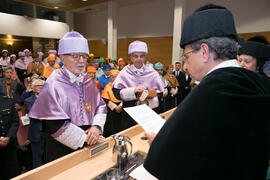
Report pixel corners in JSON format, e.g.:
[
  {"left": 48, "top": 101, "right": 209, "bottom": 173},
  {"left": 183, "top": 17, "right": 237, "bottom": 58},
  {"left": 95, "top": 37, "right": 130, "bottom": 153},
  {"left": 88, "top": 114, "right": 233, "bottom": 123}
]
[
  {"left": 43, "top": 50, "right": 61, "bottom": 65},
  {"left": 26, "top": 52, "right": 44, "bottom": 77},
  {"left": 9, "top": 54, "right": 17, "bottom": 72},
  {"left": 0, "top": 67, "right": 25, "bottom": 100},
  {"left": 25, "top": 79, "right": 45, "bottom": 168},
  {"left": 0, "top": 49, "right": 10, "bottom": 67},
  {"left": 42, "top": 54, "right": 60, "bottom": 79},
  {"left": 24, "top": 49, "right": 33, "bottom": 63},
  {"left": 15, "top": 51, "right": 28, "bottom": 82}
]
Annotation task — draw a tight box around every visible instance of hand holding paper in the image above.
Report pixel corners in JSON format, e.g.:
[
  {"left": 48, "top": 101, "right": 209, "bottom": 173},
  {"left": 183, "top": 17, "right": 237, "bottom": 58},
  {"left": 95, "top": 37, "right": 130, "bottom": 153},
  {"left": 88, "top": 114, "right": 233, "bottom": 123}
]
[{"left": 124, "top": 104, "right": 165, "bottom": 134}]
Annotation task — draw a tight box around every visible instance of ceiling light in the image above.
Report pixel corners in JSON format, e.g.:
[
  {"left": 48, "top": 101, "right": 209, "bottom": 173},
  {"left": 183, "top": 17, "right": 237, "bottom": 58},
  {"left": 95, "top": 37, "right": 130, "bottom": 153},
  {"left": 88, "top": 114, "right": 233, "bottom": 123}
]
[
  {"left": 82, "top": 0, "right": 88, "bottom": 2},
  {"left": 54, "top": 6, "right": 59, "bottom": 9}
]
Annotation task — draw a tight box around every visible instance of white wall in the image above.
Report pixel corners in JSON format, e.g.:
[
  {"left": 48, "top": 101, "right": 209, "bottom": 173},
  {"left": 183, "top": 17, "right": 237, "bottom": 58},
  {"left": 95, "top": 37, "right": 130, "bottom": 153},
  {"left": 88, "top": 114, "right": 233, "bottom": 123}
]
[
  {"left": 0, "top": 12, "right": 69, "bottom": 39},
  {"left": 186, "top": 0, "right": 270, "bottom": 34},
  {"left": 74, "top": 0, "right": 174, "bottom": 40},
  {"left": 74, "top": 0, "right": 270, "bottom": 40}
]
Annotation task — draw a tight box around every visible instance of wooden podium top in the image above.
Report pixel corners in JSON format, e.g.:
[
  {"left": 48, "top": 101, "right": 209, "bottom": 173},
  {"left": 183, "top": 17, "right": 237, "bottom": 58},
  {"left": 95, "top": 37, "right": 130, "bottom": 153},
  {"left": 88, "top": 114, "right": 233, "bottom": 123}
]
[{"left": 12, "top": 108, "right": 175, "bottom": 180}]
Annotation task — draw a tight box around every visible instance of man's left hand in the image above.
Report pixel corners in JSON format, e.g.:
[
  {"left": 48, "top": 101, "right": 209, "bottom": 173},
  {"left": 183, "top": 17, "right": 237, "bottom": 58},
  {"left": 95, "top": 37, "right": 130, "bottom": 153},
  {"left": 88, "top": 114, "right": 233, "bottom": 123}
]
[
  {"left": 85, "top": 126, "right": 100, "bottom": 146},
  {"left": 0, "top": 137, "right": 10, "bottom": 147}
]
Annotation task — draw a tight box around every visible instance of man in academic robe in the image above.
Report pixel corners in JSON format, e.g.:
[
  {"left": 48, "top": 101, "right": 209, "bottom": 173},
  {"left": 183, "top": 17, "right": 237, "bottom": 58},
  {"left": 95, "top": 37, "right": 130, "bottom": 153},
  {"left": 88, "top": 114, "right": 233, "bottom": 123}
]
[
  {"left": 26, "top": 52, "right": 44, "bottom": 77},
  {"left": 101, "top": 70, "right": 123, "bottom": 137},
  {"left": 144, "top": 4, "right": 270, "bottom": 180},
  {"left": 98, "top": 64, "right": 112, "bottom": 92},
  {"left": 42, "top": 54, "right": 61, "bottom": 79},
  {"left": 29, "top": 31, "right": 107, "bottom": 163},
  {"left": 43, "top": 50, "right": 61, "bottom": 65},
  {"left": 164, "top": 64, "right": 179, "bottom": 110},
  {"left": 154, "top": 62, "right": 168, "bottom": 113},
  {"left": 24, "top": 49, "right": 33, "bottom": 64},
  {"left": 15, "top": 51, "right": 28, "bottom": 82},
  {"left": 112, "top": 40, "right": 164, "bottom": 131}
]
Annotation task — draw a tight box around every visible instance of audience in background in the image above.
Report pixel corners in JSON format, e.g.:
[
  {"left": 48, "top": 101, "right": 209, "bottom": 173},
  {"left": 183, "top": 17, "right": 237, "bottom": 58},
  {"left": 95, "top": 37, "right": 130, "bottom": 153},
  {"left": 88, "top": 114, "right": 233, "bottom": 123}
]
[
  {"left": 0, "top": 67, "right": 25, "bottom": 100},
  {"left": 15, "top": 51, "right": 28, "bottom": 82},
  {"left": 42, "top": 54, "right": 60, "bottom": 79},
  {"left": 101, "top": 70, "right": 123, "bottom": 137},
  {"left": 164, "top": 64, "right": 179, "bottom": 111},
  {"left": 98, "top": 64, "right": 112, "bottom": 92},
  {"left": 9, "top": 54, "right": 17, "bottom": 72},
  {"left": 238, "top": 35, "right": 270, "bottom": 76},
  {"left": 26, "top": 52, "right": 44, "bottom": 77},
  {"left": 0, "top": 49, "right": 10, "bottom": 67}
]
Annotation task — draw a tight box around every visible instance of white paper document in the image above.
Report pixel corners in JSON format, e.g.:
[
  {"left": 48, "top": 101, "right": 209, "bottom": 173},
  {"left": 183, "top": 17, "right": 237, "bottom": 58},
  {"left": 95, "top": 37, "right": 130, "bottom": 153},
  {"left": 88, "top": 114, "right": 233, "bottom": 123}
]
[
  {"left": 129, "top": 164, "right": 158, "bottom": 180},
  {"left": 124, "top": 104, "right": 165, "bottom": 134}
]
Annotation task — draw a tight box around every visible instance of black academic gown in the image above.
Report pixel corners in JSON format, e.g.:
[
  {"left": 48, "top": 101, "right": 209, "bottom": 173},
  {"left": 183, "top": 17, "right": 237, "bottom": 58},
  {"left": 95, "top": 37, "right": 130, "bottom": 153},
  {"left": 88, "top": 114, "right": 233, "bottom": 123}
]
[{"left": 144, "top": 67, "right": 270, "bottom": 180}]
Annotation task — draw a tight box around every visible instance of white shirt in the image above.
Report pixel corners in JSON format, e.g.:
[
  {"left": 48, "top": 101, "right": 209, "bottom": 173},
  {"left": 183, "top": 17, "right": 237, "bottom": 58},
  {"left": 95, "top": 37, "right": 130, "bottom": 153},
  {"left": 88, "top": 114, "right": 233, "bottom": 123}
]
[
  {"left": 207, "top": 59, "right": 240, "bottom": 75},
  {"left": 65, "top": 68, "right": 84, "bottom": 85}
]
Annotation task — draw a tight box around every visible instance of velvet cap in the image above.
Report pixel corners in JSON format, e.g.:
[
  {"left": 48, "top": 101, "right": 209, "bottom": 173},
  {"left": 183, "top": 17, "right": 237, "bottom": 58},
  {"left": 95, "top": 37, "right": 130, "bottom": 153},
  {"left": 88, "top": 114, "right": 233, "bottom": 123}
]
[
  {"left": 58, "top": 31, "right": 89, "bottom": 55},
  {"left": 180, "top": 4, "right": 238, "bottom": 48},
  {"left": 128, "top": 40, "right": 148, "bottom": 55}
]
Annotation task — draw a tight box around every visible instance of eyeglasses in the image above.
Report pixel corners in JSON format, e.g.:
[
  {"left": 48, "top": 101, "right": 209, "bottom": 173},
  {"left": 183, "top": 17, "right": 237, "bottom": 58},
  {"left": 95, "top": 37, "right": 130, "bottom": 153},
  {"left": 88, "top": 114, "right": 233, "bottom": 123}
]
[
  {"left": 34, "top": 85, "right": 43, "bottom": 87},
  {"left": 66, "top": 54, "right": 88, "bottom": 61},
  {"left": 180, "top": 50, "right": 195, "bottom": 62}
]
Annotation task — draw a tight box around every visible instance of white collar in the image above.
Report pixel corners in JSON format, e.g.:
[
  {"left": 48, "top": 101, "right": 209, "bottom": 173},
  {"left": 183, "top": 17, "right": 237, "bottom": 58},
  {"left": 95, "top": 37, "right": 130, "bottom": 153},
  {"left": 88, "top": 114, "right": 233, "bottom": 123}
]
[
  {"left": 65, "top": 68, "right": 84, "bottom": 85},
  {"left": 132, "top": 64, "right": 144, "bottom": 75},
  {"left": 207, "top": 59, "right": 240, "bottom": 75}
]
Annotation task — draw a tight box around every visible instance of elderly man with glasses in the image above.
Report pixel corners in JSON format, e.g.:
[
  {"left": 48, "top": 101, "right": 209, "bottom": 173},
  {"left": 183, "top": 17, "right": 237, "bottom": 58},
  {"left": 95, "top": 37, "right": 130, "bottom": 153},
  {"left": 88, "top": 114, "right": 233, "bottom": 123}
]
[
  {"left": 144, "top": 4, "right": 270, "bottom": 180},
  {"left": 29, "top": 31, "right": 107, "bottom": 163}
]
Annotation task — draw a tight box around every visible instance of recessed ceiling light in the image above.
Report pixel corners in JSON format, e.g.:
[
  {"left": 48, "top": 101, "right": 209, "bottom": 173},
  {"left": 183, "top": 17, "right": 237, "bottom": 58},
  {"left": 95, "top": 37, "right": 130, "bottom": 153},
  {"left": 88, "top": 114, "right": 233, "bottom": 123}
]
[
  {"left": 82, "top": 0, "right": 88, "bottom": 2},
  {"left": 54, "top": 6, "right": 59, "bottom": 9}
]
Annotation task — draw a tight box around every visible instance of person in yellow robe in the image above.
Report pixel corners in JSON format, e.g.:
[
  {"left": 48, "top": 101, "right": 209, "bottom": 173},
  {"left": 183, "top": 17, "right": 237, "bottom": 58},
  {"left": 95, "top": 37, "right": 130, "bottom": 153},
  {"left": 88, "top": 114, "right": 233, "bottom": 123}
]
[
  {"left": 101, "top": 70, "right": 123, "bottom": 137},
  {"left": 26, "top": 52, "right": 44, "bottom": 77},
  {"left": 42, "top": 54, "right": 60, "bottom": 79},
  {"left": 164, "top": 64, "right": 179, "bottom": 110},
  {"left": 87, "top": 65, "right": 101, "bottom": 92}
]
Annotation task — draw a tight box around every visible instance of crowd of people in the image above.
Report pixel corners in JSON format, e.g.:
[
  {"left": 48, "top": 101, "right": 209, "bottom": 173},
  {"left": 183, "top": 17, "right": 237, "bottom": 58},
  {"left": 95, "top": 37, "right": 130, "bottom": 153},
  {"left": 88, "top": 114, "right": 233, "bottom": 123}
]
[{"left": 0, "top": 3, "right": 270, "bottom": 180}]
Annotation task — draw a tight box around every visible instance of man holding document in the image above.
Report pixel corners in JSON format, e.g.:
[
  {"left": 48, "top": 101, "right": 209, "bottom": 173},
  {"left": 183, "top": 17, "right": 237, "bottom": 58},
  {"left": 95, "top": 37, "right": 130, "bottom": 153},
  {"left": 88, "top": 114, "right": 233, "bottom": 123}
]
[
  {"left": 112, "top": 40, "right": 164, "bottom": 132},
  {"left": 143, "top": 4, "right": 270, "bottom": 180}
]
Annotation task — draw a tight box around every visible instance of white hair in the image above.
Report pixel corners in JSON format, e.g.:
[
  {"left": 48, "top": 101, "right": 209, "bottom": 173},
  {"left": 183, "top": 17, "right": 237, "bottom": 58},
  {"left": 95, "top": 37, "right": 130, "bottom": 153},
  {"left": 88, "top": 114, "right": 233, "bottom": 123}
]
[{"left": 31, "top": 79, "right": 45, "bottom": 88}]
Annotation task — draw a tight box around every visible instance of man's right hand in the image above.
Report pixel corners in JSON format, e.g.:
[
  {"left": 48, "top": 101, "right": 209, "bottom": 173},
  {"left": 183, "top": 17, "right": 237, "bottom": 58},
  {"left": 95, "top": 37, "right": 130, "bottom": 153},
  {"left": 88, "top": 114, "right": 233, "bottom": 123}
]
[
  {"left": 115, "top": 105, "right": 122, "bottom": 113},
  {"left": 134, "top": 86, "right": 146, "bottom": 93},
  {"left": 144, "top": 132, "right": 157, "bottom": 146}
]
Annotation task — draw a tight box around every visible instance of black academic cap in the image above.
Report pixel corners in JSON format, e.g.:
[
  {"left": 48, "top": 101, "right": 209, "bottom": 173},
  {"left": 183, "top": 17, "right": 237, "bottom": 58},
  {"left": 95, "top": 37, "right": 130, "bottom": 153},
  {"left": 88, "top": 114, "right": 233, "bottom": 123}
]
[
  {"left": 180, "top": 4, "right": 238, "bottom": 48},
  {"left": 238, "top": 35, "right": 270, "bottom": 60}
]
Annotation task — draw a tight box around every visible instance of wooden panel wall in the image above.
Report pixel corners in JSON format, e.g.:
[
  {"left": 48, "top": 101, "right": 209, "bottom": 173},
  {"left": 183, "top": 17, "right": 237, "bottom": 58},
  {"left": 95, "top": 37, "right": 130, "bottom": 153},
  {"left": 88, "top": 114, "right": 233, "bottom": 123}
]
[
  {"left": 89, "top": 36, "right": 173, "bottom": 67},
  {"left": 238, "top": 31, "right": 270, "bottom": 42},
  {"left": 0, "top": 34, "right": 33, "bottom": 55}
]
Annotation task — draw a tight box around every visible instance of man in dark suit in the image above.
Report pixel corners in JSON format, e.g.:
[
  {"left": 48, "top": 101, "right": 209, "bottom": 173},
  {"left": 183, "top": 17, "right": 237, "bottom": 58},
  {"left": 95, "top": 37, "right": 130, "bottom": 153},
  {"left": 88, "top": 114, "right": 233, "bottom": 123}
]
[
  {"left": 24, "top": 79, "right": 44, "bottom": 168},
  {"left": 173, "top": 62, "right": 192, "bottom": 105},
  {"left": 0, "top": 96, "right": 20, "bottom": 179}
]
